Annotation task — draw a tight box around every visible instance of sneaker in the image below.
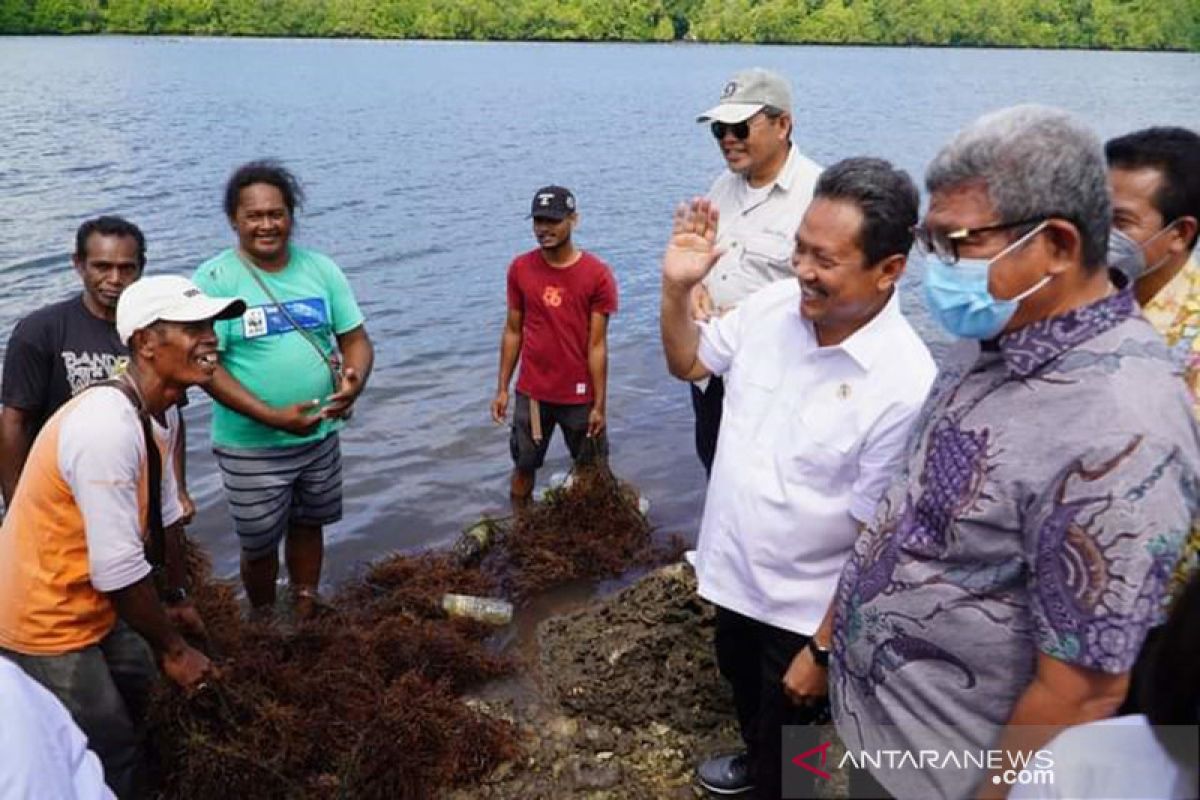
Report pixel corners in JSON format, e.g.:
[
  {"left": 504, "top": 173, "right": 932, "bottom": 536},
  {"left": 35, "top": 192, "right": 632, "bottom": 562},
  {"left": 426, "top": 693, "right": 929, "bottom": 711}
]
[{"left": 696, "top": 751, "right": 755, "bottom": 795}]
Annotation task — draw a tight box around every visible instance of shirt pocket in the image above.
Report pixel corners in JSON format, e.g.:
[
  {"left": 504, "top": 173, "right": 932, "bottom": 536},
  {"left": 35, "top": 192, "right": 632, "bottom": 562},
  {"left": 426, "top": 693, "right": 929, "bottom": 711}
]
[
  {"left": 725, "top": 358, "right": 782, "bottom": 442},
  {"left": 782, "top": 397, "right": 861, "bottom": 492},
  {"left": 741, "top": 231, "right": 795, "bottom": 282}
]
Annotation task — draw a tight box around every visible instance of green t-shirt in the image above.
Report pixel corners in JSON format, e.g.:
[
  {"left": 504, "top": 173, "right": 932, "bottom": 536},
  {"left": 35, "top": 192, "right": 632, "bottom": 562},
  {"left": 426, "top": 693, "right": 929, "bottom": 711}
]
[{"left": 192, "top": 246, "right": 365, "bottom": 449}]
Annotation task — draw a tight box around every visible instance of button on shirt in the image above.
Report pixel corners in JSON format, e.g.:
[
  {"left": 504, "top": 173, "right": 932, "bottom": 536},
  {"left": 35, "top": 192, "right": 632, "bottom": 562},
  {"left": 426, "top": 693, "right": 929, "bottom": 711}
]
[
  {"left": 694, "top": 280, "right": 936, "bottom": 635},
  {"left": 703, "top": 145, "right": 823, "bottom": 312},
  {"left": 830, "top": 286, "right": 1200, "bottom": 800}
]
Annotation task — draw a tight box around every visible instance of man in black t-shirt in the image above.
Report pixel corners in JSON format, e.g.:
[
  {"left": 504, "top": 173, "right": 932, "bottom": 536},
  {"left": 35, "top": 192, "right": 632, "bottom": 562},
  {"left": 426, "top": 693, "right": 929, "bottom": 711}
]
[{"left": 0, "top": 217, "right": 193, "bottom": 514}]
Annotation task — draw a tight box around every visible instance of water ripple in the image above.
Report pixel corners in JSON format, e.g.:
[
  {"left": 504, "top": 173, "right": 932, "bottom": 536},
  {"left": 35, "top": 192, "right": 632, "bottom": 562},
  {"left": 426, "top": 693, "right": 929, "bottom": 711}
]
[{"left": 1, "top": 37, "right": 1197, "bottom": 580}]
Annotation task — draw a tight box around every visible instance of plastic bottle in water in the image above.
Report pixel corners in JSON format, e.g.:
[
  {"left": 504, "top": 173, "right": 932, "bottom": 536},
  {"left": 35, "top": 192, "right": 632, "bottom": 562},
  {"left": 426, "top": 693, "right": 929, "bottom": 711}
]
[{"left": 441, "top": 593, "right": 514, "bottom": 625}]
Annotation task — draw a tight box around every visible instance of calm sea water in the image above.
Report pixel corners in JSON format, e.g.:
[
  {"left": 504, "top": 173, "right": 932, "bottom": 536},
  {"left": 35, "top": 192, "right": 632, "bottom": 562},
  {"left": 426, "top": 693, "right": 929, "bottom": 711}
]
[{"left": 1, "top": 37, "right": 1198, "bottom": 583}]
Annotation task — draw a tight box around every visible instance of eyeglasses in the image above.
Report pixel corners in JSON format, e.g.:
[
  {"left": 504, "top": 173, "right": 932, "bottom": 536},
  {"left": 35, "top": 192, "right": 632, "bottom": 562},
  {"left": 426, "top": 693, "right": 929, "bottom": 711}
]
[
  {"left": 710, "top": 117, "right": 758, "bottom": 141},
  {"left": 912, "top": 217, "right": 1045, "bottom": 265}
]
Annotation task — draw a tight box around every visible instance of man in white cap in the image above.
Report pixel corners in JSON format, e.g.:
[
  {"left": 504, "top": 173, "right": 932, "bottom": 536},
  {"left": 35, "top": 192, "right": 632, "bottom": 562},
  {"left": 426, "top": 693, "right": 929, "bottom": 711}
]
[
  {"left": 689, "top": 67, "right": 823, "bottom": 477},
  {"left": 0, "top": 275, "right": 242, "bottom": 799}
]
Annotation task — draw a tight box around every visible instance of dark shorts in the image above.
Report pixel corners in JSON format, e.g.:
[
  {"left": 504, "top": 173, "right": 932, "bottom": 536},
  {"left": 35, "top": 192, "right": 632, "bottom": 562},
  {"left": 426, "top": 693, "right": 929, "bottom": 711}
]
[
  {"left": 509, "top": 392, "right": 608, "bottom": 472},
  {"left": 214, "top": 433, "right": 343, "bottom": 559}
]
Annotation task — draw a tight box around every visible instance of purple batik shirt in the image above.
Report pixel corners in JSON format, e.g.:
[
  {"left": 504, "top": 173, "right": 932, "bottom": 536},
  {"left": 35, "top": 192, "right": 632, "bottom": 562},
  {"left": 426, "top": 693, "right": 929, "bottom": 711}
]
[{"left": 830, "top": 284, "right": 1200, "bottom": 800}]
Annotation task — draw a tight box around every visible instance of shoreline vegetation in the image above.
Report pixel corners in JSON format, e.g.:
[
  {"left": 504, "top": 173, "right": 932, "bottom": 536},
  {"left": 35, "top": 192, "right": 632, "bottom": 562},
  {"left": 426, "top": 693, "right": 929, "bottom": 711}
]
[{"left": 3, "top": 0, "right": 1198, "bottom": 52}]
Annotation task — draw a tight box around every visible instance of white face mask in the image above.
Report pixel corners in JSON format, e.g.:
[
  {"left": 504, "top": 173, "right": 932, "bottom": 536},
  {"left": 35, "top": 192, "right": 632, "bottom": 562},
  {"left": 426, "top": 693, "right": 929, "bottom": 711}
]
[{"left": 1108, "top": 221, "right": 1178, "bottom": 281}]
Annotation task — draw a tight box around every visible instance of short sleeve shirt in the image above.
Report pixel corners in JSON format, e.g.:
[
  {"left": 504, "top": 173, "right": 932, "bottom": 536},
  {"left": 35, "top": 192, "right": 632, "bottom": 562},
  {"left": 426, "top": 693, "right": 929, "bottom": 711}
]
[
  {"left": 192, "top": 246, "right": 365, "bottom": 449},
  {"left": 1, "top": 295, "right": 126, "bottom": 433},
  {"left": 702, "top": 145, "right": 822, "bottom": 312},
  {"left": 830, "top": 286, "right": 1200, "bottom": 800},
  {"left": 0, "top": 387, "right": 183, "bottom": 654},
  {"left": 694, "top": 281, "right": 936, "bottom": 635},
  {"left": 507, "top": 249, "right": 618, "bottom": 406},
  {"left": 1142, "top": 255, "right": 1200, "bottom": 607}
]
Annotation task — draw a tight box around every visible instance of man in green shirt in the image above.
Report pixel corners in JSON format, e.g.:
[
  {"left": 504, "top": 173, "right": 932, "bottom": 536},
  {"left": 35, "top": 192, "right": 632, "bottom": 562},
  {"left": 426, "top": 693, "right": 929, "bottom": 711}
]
[{"left": 193, "top": 161, "right": 374, "bottom": 621}]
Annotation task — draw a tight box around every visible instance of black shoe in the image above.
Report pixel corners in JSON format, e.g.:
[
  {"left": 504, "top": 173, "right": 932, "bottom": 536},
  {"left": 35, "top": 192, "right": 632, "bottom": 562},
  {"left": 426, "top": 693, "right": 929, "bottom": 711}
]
[{"left": 696, "top": 751, "right": 755, "bottom": 795}]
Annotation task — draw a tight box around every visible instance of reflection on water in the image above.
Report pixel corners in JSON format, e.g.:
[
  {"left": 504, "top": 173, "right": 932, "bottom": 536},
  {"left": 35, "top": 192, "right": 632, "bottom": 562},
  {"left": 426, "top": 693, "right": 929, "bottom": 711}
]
[{"left": 1, "top": 37, "right": 1197, "bottom": 583}]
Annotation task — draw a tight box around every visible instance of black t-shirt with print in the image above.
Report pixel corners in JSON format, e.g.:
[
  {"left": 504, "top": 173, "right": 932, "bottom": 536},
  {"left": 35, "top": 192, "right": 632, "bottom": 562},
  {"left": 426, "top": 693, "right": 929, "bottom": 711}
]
[{"left": 1, "top": 294, "right": 127, "bottom": 433}]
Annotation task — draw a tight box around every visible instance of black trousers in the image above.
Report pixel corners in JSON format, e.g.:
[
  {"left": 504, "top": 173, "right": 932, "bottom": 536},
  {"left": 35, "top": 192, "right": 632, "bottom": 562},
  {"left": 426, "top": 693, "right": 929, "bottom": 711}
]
[
  {"left": 690, "top": 376, "right": 725, "bottom": 477},
  {"left": 714, "top": 605, "right": 829, "bottom": 800}
]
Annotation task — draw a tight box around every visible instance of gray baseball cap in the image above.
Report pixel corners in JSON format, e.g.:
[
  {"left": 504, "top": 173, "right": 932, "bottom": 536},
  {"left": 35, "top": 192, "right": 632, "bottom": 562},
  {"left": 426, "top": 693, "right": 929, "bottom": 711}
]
[{"left": 696, "top": 68, "right": 793, "bottom": 124}]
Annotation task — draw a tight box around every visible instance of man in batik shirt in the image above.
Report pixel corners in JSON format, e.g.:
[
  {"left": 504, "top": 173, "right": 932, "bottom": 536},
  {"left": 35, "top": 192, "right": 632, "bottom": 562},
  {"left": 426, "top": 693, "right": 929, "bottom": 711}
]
[{"left": 831, "top": 106, "right": 1200, "bottom": 800}]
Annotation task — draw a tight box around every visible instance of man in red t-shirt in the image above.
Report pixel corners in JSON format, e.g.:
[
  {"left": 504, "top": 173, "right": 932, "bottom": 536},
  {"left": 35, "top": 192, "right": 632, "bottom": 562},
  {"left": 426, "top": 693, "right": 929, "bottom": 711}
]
[{"left": 491, "top": 186, "right": 619, "bottom": 511}]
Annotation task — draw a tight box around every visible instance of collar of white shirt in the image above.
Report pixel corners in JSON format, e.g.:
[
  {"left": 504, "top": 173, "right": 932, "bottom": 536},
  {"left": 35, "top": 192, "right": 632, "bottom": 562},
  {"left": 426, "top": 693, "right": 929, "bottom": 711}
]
[{"left": 802, "top": 285, "right": 902, "bottom": 372}]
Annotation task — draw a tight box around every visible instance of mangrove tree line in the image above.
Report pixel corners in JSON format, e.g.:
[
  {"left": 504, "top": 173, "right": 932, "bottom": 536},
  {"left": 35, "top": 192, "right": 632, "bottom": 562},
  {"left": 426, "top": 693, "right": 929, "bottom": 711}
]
[{"left": 2, "top": 0, "right": 1197, "bottom": 50}]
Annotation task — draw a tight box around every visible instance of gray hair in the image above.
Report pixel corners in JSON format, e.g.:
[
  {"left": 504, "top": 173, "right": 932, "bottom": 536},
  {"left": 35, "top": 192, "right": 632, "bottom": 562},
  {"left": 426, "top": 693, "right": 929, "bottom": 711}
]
[
  {"left": 761, "top": 104, "right": 792, "bottom": 141},
  {"left": 926, "top": 104, "right": 1110, "bottom": 269}
]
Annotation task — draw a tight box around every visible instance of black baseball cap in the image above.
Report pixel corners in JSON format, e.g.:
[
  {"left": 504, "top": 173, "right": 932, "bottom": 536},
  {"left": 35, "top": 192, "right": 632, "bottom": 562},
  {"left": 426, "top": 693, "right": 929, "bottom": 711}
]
[{"left": 528, "top": 185, "right": 577, "bottom": 220}]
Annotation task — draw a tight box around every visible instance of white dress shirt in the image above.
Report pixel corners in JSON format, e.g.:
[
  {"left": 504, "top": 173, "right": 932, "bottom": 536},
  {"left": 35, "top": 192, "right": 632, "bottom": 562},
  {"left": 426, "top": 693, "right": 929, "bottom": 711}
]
[
  {"left": 694, "top": 280, "right": 936, "bottom": 634},
  {"left": 703, "top": 144, "right": 823, "bottom": 312}
]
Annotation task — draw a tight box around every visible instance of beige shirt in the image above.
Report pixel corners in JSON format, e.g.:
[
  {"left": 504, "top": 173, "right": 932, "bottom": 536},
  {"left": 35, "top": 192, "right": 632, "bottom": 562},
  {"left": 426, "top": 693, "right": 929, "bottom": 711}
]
[{"left": 702, "top": 144, "right": 822, "bottom": 312}]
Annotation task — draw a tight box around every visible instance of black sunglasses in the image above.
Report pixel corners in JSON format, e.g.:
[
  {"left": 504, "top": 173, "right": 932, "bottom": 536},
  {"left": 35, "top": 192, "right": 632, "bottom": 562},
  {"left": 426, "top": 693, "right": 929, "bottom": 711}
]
[{"left": 710, "top": 119, "right": 753, "bottom": 141}]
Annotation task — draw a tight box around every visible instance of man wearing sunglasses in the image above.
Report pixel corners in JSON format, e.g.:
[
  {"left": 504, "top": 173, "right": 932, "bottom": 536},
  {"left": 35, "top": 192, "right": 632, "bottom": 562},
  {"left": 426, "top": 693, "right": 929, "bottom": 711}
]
[
  {"left": 830, "top": 106, "right": 1200, "bottom": 800},
  {"left": 688, "top": 68, "right": 822, "bottom": 477}
]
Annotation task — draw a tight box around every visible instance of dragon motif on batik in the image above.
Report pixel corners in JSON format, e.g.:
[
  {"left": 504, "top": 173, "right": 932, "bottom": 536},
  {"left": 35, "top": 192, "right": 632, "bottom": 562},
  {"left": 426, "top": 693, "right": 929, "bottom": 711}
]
[
  {"left": 832, "top": 413, "right": 993, "bottom": 728},
  {"left": 1034, "top": 435, "right": 1179, "bottom": 672}
]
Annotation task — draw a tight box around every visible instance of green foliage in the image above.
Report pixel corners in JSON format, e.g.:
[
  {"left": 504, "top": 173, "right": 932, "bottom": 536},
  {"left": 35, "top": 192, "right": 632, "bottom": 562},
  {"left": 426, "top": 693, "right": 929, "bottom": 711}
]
[{"left": 0, "top": 0, "right": 1196, "bottom": 50}]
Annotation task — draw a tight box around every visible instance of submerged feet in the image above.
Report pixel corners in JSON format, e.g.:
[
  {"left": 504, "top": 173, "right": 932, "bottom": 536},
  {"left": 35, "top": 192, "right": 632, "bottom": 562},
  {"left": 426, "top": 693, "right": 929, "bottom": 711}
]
[{"left": 245, "top": 585, "right": 331, "bottom": 628}]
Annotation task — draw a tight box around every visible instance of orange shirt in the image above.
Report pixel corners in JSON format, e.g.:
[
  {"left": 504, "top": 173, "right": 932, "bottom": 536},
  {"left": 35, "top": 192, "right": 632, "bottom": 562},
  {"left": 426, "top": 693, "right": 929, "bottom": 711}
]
[{"left": 0, "top": 387, "right": 180, "bottom": 655}]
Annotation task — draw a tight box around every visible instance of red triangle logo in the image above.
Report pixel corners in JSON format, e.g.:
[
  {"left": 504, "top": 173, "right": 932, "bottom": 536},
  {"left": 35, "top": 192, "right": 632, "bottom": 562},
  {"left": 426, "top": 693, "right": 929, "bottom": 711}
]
[{"left": 791, "top": 740, "right": 832, "bottom": 780}]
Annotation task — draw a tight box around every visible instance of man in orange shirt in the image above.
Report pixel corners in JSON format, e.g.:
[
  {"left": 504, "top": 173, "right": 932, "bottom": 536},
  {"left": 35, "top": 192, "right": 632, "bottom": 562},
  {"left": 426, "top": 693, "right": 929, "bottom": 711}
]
[{"left": 0, "top": 275, "right": 243, "bottom": 799}]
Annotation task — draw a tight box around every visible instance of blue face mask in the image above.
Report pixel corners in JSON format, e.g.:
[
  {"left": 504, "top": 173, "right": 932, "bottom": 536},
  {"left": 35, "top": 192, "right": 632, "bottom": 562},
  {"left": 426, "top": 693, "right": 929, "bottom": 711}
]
[{"left": 921, "top": 222, "right": 1051, "bottom": 340}]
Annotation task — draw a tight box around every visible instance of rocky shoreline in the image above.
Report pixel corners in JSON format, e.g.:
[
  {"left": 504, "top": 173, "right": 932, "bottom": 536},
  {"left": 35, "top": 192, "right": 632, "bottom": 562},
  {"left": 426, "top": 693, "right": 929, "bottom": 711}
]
[{"left": 451, "top": 562, "right": 742, "bottom": 799}]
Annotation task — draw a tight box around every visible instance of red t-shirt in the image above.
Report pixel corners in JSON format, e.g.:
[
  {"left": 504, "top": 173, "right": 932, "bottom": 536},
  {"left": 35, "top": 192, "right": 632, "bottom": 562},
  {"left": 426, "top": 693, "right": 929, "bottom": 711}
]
[{"left": 507, "top": 249, "right": 618, "bottom": 405}]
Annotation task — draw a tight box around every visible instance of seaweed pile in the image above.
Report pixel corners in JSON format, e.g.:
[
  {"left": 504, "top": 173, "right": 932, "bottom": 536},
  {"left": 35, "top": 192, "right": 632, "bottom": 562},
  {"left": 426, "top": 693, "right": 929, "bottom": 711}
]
[
  {"left": 149, "top": 551, "right": 518, "bottom": 799},
  {"left": 150, "top": 464, "right": 679, "bottom": 798},
  {"left": 486, "top": 463, "right": 683, "bottom": 601}
]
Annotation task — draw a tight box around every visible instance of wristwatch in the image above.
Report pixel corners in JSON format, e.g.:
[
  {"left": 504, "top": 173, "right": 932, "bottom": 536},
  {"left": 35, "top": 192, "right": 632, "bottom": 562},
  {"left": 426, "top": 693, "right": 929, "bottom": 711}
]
[
  {"left": 806, "top": 637, "right": 831, "bottom": 668},
  {"left": 163, "top": 586, "right": 189, "bottom": 606}
]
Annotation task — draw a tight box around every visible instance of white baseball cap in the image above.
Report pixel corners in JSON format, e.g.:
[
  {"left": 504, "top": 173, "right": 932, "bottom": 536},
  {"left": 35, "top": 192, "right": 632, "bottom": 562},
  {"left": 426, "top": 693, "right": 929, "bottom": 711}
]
[
  {"left": 697, "top": 68, "right": 793, "bottom": 124},
  {"left": 116, "top": 275, "right": 246, "bottom": 345}
]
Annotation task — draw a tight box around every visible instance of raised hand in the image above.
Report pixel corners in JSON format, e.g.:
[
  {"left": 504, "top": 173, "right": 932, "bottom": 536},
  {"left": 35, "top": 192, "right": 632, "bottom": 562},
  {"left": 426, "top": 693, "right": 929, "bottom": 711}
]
[{"left": 662, "top": 198, "right": 723, "bottom": 291}]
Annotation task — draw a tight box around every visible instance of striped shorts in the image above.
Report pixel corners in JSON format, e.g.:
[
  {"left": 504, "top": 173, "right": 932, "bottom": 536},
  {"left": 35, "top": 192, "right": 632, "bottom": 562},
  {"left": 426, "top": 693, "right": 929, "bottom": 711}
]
[{"left": 214, "top": 434, "right": 343, "bottom": 558}]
